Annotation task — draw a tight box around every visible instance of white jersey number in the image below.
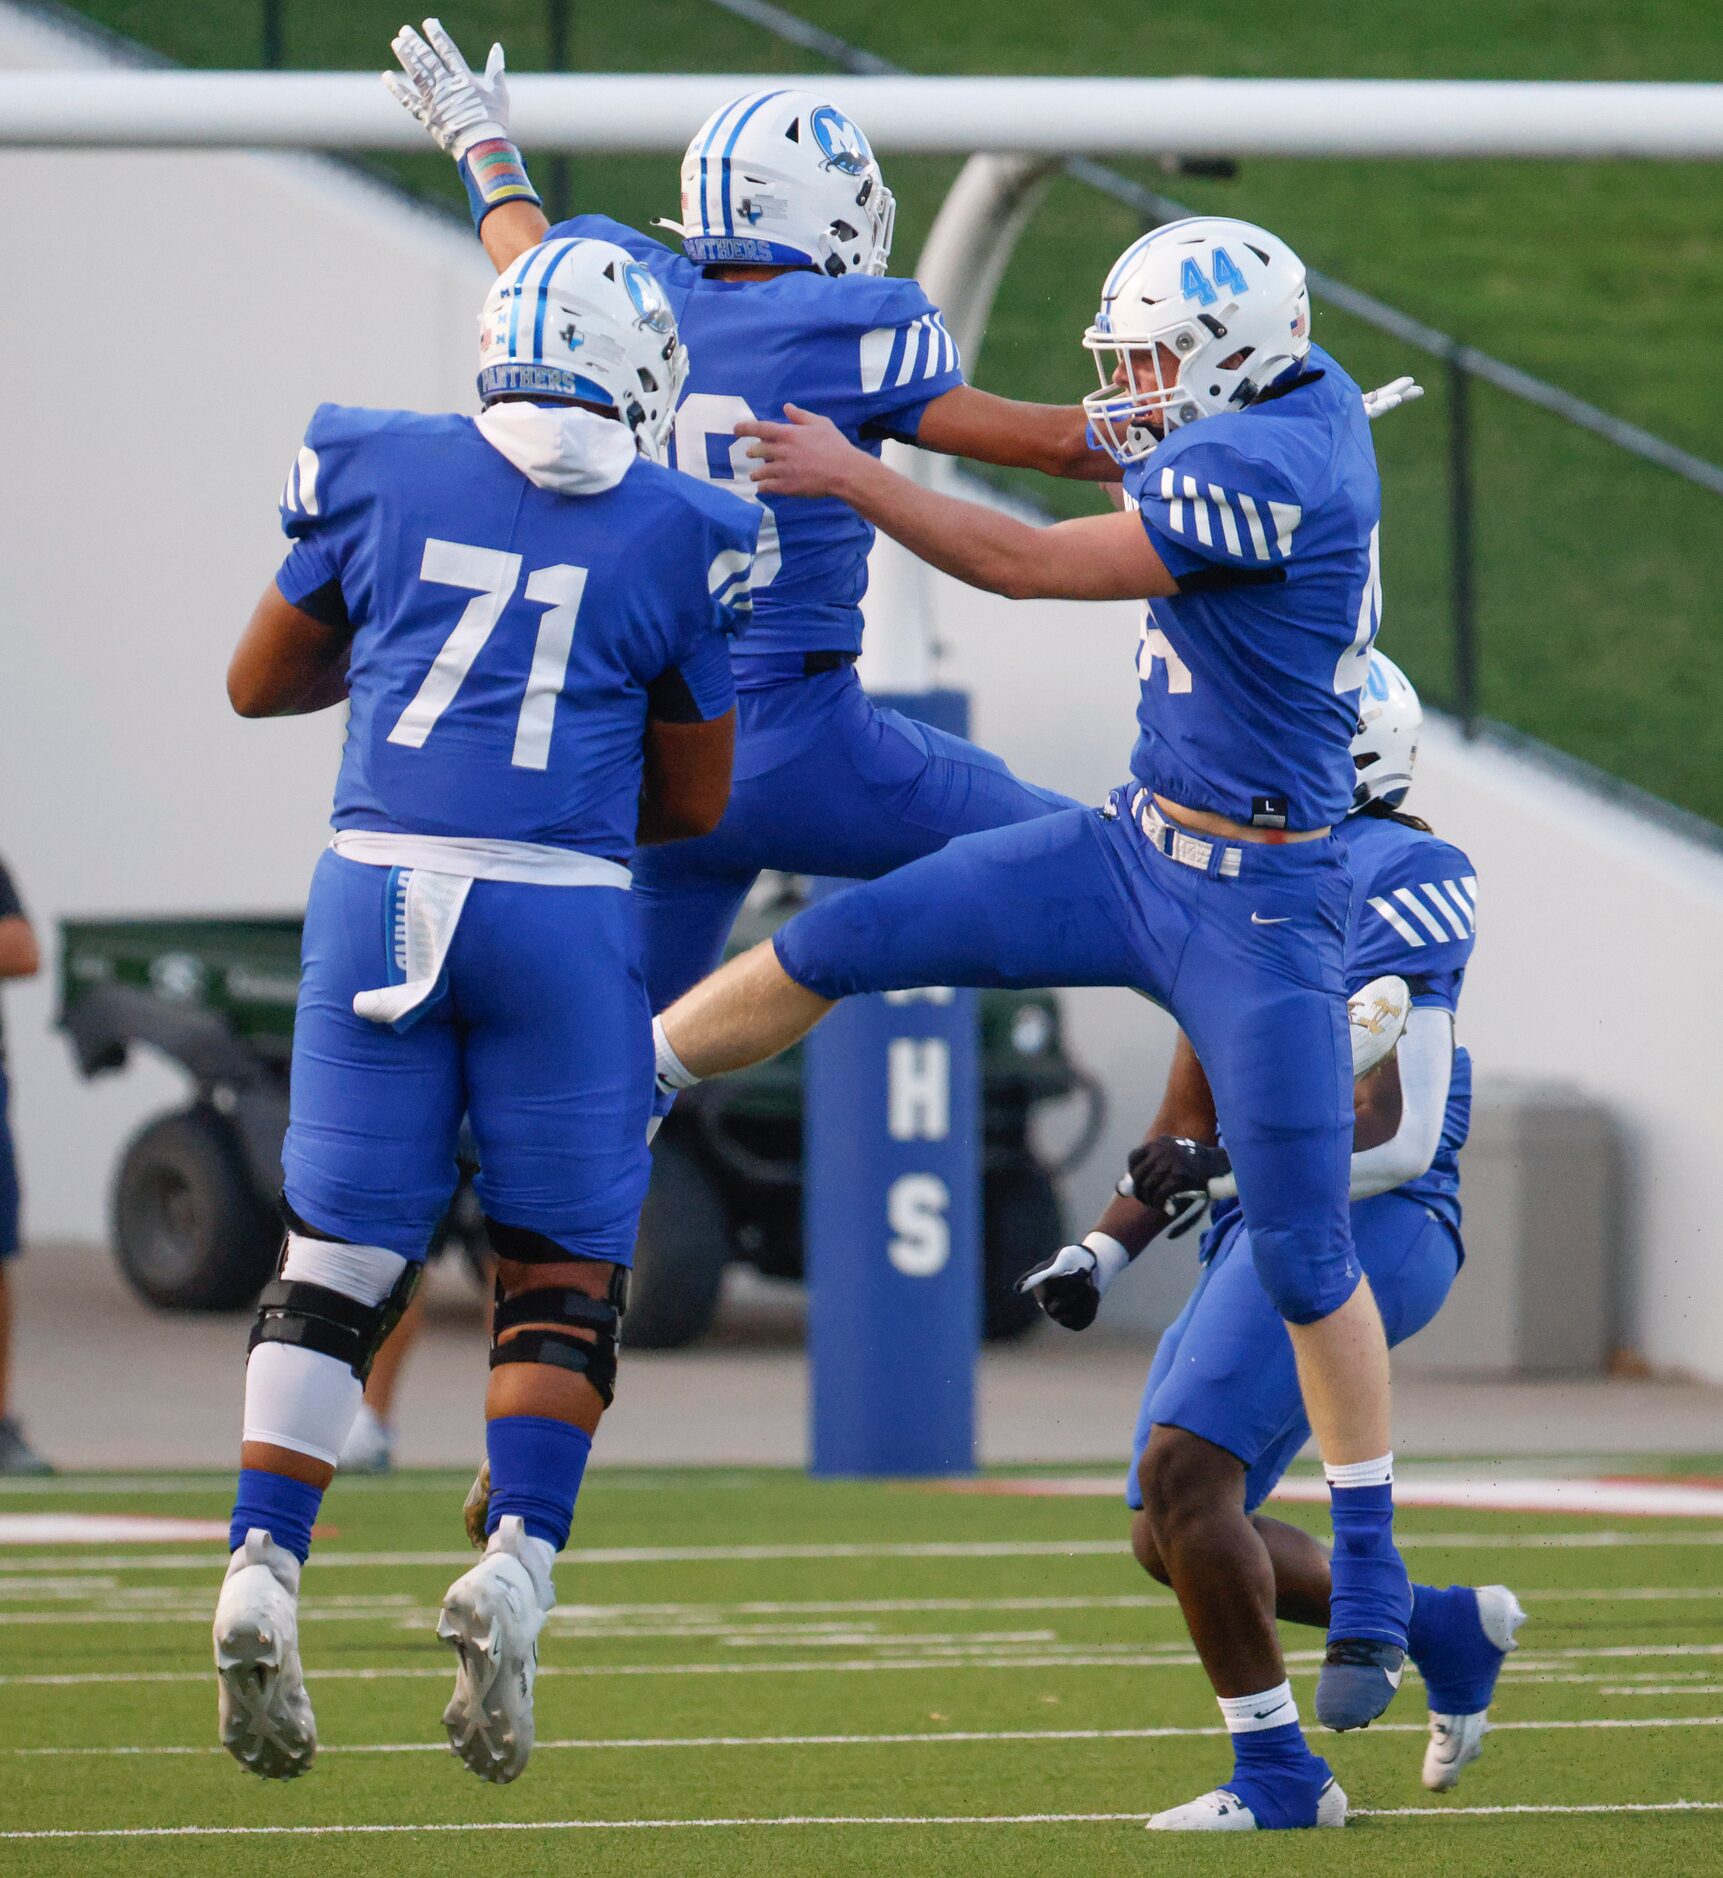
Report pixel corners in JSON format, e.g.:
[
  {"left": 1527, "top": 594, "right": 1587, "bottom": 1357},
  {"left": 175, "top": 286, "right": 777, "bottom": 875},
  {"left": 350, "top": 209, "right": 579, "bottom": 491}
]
[
  {"left": 1333, "top": 522, "right": 1383, "bottom": 695},
  {"left": 671, "top": 394, "right": 783, "bottom": 589},
  {"left": 1136, "top": 613, "right": 1193, "bottom": 693},
  {"left": 387, "top": 538, "right": 588, "bottom": 770}
]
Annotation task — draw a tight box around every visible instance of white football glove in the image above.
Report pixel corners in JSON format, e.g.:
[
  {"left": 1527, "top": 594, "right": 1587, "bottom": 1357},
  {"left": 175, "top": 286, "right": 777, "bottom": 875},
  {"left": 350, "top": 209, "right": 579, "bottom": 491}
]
[
  {"left": 384, "top": 18, "right": 511, "bottom": 160},
  {"left": 1362, "top": 376, "right": 1424, "bottom": 422}
]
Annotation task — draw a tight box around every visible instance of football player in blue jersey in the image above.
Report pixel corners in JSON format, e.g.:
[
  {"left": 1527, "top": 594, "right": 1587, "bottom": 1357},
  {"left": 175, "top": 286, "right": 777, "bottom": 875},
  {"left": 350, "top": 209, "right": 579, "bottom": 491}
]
[
  {"left": 1018, "top": 652, "right": 1525, "bottom": 1830},
  {"left": 384, "top": 21, "right": 1420, "bottom": 1014},
  {"left": 384, "top": 22, "right": 1132, "bottom": 1020},
  {"left": 651, "top": 217, "right": 1420, "bottom": 1813},
  {"left": 211, "top": 239, "right": 758, "bottom": 1785}
]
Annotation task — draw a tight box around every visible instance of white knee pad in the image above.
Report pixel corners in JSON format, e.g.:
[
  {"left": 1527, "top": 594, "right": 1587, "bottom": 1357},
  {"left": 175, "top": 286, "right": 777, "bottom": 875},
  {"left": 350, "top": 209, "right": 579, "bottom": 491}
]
[
  {"left": 280, "top": 1234, "right": 408, "bottom": 1305},
  {"left": 243, "top": 1236, "right": 412, "bottom": 1466}
]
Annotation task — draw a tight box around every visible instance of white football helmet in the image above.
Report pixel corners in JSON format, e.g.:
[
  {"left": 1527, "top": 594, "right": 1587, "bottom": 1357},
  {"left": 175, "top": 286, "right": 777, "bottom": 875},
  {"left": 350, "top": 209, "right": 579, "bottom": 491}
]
[
  {"left": 1083, "top": 217, "right": 1311, "bottom": 463},
  {"left": 675, "top": 88, "right": 895, "bottom": 277},
  {"left": 477, "top": 237, "right": 689, "bottom": 460},
  {"left": 1350, "top": 650, "right": 1423, "bottom": 812}
]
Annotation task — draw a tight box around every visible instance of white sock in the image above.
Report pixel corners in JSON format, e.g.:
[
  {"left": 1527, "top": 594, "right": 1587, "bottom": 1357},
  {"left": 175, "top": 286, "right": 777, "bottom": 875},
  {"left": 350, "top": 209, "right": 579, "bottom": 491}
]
[
  {"left": 489, "top": 1521, "right": 558, "bottom": 1611},
  {"left": 652, "top": 1015, "right": 701, "bottom": 1091},
  {"left": 1325, "top": 1452, "right": 1394, "bottom": 1490},
  {"left": 1217, "top": 1681, "right": 1299, "bottom": 1733}
]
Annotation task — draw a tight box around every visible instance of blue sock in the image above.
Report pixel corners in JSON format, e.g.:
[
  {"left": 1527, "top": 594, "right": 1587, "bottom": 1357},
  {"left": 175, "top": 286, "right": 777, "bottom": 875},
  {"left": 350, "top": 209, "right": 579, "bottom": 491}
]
[
  {"left": 1408, "top": 1583, "right": 1503, "bottom": 1712},
  {"left": 229, "top": 1469, "right": 323, "bottom": 1564},
  {"left": 1226, "top": 1722, "right": 1332, "bottom": 1829},
  {"left": 485, "top": 1415, "right": 592, "bottom": 1550},
  {"left": 1327, "top": 1480, "right": 1410, "bottom": 1645}
]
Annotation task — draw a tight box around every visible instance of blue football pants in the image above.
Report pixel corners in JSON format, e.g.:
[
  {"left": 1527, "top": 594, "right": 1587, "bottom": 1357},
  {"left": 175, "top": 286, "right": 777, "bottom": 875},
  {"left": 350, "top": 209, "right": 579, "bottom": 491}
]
[
  {"left": 1127, "top": 1194, "right": 1462, "bottom": 1513},
  {"left": 776, "top": 791, "right": 1360, "bottom": 1325},
  {"left": 283, "top": 851, "right": 652, "bottom": 1263},
  {"left": 633, "top": 667, "right": 1076, "bottom": 1011}
]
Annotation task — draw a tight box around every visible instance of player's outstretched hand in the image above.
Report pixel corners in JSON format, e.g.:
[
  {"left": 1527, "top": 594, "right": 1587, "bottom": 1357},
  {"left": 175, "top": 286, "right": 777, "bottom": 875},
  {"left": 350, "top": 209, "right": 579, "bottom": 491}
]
[
  {"left": 1362, "top": 375, "right": 1424, "bottom": 421},
  {"left": 737, "top": 405, "right": 860, "bottom": 498},
  {"left": 1118, "top": 1135, "right": 1232, "bottom": 1239},
  {"left": 384, "top": 18, "right": 510, "bottom": 160},
  {"left": 1018, "top": 1240, "right": 1128, "bottom": 1331}
]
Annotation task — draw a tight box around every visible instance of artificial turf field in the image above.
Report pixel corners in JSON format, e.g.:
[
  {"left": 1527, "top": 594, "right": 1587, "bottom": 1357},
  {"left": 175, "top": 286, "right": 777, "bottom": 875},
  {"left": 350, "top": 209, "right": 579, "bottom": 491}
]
[{"left": 3, "top": 1466, "right": 1722, "bottom": 1874}]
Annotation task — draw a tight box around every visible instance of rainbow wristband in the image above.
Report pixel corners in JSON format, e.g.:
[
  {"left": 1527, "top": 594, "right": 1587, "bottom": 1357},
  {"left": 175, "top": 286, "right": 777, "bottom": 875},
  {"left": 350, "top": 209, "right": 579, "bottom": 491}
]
[{"left": 458, "top": 137, "right": 542, "bottom": 231}]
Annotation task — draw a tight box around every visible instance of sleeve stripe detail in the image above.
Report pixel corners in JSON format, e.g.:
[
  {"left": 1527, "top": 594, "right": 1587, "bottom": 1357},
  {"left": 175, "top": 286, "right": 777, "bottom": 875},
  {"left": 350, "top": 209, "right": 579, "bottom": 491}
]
[
  {"left": 1267, "top": 499, "right": 1302, "bottom": 557},
  {"left": 1459, "top": 875, "right": 1478, "bottom": 904},
  {"left": 860, "top": 312, "right": 960, "bottom": 398},
  {"left": 1368, "top": 895, "right": 1425, "bottom": 947},
  {"left": 859, "top": 326, "right": 895, "bottom": 395},
  {"left": 1437, "top": 880, "right": 1476, "bottom": 933},
  {"left": 1181, "top": 474, "right": 1213, "bottom": 547},
  {"left": 1237, "top": 491, "right": 1270, "bottom": 560},
  {"left": 1208, "top": 484, "right": 1242, "bottom": 556},
  {"left": 1420, "top": 883, "right": 1470, "bottom": 941},
  {"left": 282, "top": 443, "right": 320, "bottom": 517},
  {"left": 1161, "top": 465, "right": 1183, "bottom": 536},
  {"left": 894, "top": 318, "right": 923, "bottom": 386},
  {"left": 1392, "top": 885, "right": 1452, "bottom": 943}
]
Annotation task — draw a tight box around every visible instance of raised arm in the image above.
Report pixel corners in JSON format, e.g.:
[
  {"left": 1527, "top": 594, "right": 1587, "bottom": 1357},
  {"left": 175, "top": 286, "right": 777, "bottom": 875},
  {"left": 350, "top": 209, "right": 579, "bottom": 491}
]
[
  {"left": 741, "top": 405, "right": 1176, "bottom": 602},
  {"left": 384, "top": 20, "right": 550, "bottom": 272}
]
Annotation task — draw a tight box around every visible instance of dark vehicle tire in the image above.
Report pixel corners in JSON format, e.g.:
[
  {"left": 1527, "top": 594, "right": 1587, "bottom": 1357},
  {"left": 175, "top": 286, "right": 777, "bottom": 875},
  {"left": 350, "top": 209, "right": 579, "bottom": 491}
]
[
  {"left": 626, "top": 1133, "right": 733, "bottom": 1350},
  {"left": 111, "top": 1105, "right": 279, "bottom": 1311},
  {"left": 982, "top": 1158, "right": 1065, "bottom": 1342}
]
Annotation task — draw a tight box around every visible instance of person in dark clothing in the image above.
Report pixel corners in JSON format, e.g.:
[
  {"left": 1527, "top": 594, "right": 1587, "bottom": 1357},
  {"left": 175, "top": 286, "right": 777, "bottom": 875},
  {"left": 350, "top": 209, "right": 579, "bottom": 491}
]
[{"left": 0, "top": 857, "right": 50, "bottom": 1475}]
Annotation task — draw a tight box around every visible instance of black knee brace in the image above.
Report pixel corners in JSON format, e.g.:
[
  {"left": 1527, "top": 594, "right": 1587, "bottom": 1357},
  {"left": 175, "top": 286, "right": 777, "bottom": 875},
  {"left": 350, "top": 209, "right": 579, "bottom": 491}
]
[
  {"left": 249, "top": 1208, "right": 422, "bottom": 1384},
  {"left": 486, "top": 1219, "right": 628, "bottom": 1408}
]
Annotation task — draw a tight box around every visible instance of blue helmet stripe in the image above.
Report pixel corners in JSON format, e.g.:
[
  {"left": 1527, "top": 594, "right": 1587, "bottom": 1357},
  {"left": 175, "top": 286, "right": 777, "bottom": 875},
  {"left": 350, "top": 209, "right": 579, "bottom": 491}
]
[
  {"left": 698, "top": 97, "right": 746, "bottom": 237},
  {"left": 718, "top": 89, "right": 787, "bottom": 239},
  {"left": 530, "top": 239, "right": 582, "bottom": 362},
  {"left": 1101, "top": 220, "right": 1202, "bottom": 303}
]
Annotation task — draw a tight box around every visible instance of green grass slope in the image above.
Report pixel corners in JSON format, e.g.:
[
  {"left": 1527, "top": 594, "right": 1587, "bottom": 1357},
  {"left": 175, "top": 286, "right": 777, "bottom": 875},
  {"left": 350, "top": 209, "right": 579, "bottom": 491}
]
[{"left": 58, "top": 0, "right": 1723, "bottom": 821}]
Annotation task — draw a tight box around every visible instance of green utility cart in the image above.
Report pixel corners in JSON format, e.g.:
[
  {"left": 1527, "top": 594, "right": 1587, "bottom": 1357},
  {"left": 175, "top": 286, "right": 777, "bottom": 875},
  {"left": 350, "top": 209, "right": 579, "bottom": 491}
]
[{"left": 58, "top": 880, "right": 1103, "bottom": 1345}]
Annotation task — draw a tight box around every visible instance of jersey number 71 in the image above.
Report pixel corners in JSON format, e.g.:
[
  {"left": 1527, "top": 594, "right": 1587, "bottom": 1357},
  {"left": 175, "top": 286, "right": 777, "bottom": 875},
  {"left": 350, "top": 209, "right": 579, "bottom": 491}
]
[{"left": 387, "top": 538, "right": 588, "bottom": 772}]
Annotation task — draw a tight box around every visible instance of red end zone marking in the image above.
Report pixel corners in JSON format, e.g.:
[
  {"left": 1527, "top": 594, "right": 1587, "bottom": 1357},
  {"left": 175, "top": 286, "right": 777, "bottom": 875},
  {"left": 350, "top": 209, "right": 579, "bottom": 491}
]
[{"left": 936, "top": 1475, "right": 1723, "bottom": 1518}]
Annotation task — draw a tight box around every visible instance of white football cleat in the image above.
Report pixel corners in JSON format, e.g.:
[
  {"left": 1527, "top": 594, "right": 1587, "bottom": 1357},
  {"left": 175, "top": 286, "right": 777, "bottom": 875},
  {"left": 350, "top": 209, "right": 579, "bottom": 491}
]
[
  {"left": 438, "top": 1514, "right": 553, "bottom": 1783},
  {"left": 213, "top": 1528, "right": 316, "bottom": 1780},
  {"left": 1421, "top": 1584, "right": 1526, "bottom": 1792},
  {"left": 1147, "top": 1777, "right": 1348, "bottom": 1832},
  {"left": 338, "top": 1403, "right": 394, "bottom": 1475}
]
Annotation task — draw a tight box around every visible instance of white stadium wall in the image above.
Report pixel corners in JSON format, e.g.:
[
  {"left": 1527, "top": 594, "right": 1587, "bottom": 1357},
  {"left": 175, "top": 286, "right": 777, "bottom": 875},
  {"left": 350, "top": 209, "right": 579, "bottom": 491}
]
[{"left": 3, "top": 3, "right": 1721, "bottom": 1375}]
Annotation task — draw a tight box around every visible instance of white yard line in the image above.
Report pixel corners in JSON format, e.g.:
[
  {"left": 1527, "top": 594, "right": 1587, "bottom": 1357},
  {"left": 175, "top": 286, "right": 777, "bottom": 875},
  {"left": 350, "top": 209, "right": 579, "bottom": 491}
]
[
  {"left": 4, "top": 1530, "right": 1722, "bottom": 1574},
  {"left": 10, "top": 1715, "right": 1723, "bottom": 1760},
  {"left": 4, "top": 1801, "right": 1722, "bottom": 1841},
  {"left": 14, "top": 1640, "right": 1723, "bottom": 1689}
]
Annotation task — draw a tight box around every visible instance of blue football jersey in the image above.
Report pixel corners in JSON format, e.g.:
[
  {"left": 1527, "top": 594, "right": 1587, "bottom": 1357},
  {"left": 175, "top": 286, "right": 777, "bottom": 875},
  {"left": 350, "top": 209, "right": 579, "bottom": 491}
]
[
  {"left": 1341, "top": 810, "right": 1477, "bottom": 1234},
  {"left": 547, "top": 215, "right": 965, "bottom": 665},
  {"left": 1123, "top": 345, "right": 1383, "bottom": 830},
  {"left": 273, "top": 403, "right": 758, "bottom": 860}
]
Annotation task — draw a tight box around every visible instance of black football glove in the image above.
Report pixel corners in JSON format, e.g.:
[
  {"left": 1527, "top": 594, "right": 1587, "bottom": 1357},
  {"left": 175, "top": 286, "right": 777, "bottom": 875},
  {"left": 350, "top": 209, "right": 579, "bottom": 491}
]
[
  {"left": 1122, "top": 1136, "right": 1232, "bottom": 1240},
  {"left": 1016, "top": 1235, "right": 1131, "bottom": 1332}
]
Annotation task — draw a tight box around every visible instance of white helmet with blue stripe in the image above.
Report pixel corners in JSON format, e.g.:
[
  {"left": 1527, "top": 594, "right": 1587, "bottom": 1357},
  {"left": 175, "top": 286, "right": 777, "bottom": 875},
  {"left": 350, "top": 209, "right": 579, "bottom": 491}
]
[
  {"left": 477, "top": 237, "right": 689, "bottom": 459},
  {"left": 1083, "top": 217, "right": 1311, "bottom": 463},
  {"left": 676, "top": 89, "right": 895, "bottom": 277},
  {"left": 1350, "top": 649, "right": 1423, "bottom": 812}
]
